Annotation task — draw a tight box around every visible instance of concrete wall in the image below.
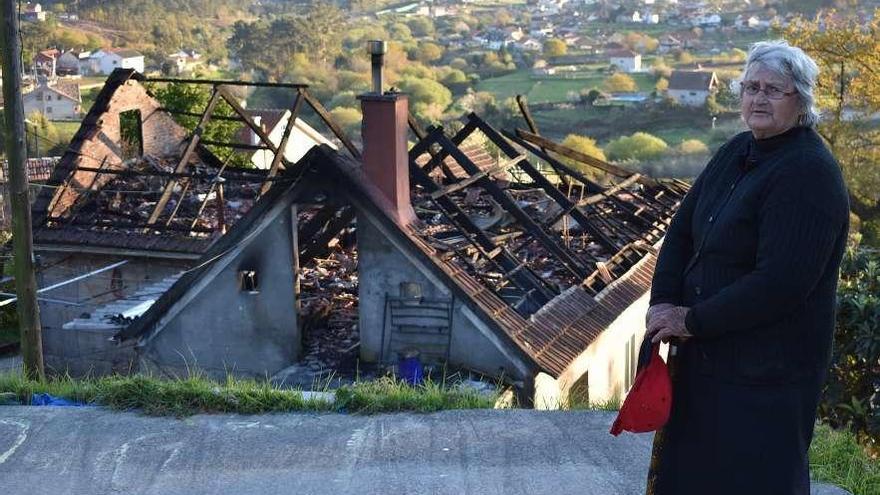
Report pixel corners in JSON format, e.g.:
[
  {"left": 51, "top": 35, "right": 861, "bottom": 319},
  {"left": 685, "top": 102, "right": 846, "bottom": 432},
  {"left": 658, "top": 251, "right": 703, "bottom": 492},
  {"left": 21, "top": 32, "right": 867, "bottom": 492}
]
[
  {"left": 140, "top": 203, "right": 299, "bottom": 379},
  {"left": 357, "top": 215, "right": 530, "bottom": 382},
  {"left": 668, "top": 89, "right": 709, "bottom": 107},
  {"left": 35, "top": 252, "right": 189, "bottom": 375},
  {"left": 610, "top": 56, "right": 640, "bottom": 73},
  {"left": 101, "top": 55, "right": 145, "bottom": 75},
  {"left": 534, "top": 291, "right": 662, "bottom": 409}
]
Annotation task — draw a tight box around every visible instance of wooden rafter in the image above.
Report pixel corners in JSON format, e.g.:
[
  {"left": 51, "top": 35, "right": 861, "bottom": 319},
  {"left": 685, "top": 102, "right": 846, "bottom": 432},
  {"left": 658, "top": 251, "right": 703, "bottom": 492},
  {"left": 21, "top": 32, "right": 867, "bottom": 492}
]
[
  {"left": 144, "top": 88, "right": 222, "bottom": 228},
  {"left": 515, "top": 129, "right": 659, "bottom": 187}
]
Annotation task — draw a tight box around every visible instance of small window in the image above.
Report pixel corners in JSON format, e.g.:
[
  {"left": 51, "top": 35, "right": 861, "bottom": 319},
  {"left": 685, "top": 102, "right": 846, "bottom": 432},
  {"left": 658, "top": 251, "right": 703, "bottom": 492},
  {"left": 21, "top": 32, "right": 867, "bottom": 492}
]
[
  {"left": 119, "top": 109, "right": 143, "bottom": 159},
  {"left": 46, "top": 107, "right": 52, "bottom": 114},
  {"left": 239, "top": 270, "right": 259, "bottom": 294},
  {"left": 690, "top": 91, "right": 697, "bottom": 96}
]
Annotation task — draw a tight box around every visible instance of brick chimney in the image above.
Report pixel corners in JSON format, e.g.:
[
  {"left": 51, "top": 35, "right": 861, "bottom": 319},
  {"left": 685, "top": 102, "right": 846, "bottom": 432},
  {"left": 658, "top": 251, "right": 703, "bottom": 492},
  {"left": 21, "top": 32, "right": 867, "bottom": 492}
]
[{"left": 358, "top": 41, "right": 415, "bottom": 226}]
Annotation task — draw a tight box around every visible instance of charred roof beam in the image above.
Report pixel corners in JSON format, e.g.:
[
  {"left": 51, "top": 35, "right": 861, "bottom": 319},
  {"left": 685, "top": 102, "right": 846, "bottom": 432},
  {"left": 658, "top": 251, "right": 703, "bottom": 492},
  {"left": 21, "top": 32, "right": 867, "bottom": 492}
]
[
  {"left": 144, "top": 88, "right": 222, "bottom": 228},
  {"left": 421, "top": 125, "right": 592, "bottom": 280},
  {"left": 408, "top": 145, "right": 556, "bottom": 308},
  {"left": 470, "top": 115, "right": 621, "bottom": 255}
]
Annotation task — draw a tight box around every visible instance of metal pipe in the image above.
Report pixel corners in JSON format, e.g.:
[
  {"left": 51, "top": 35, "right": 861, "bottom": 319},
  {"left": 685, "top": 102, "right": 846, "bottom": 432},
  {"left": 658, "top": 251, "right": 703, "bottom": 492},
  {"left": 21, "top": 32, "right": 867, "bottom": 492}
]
[
  {"left": 368, "top": 40, "right": 387, "bottom": 94},
  {"left": 0, "top": 260, "right": 129, "bottom": 307}
]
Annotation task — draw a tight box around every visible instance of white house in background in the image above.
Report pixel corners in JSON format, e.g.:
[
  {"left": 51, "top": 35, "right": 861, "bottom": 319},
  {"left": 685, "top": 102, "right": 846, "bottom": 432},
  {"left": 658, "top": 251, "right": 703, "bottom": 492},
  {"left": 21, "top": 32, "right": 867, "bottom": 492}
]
[
  {"left": 608, "top": 49, "right": 642, "bottom": 73},
  {"left": 80, "top": 50, "right": 107, "bottom": 75},
  {"left": 236, "top": 109, "right": 338, "bottom": 169},
  {"left": 99, "top": 50, "right": 145, "bottom": 75},
  {"left": 667, "top": 70, "right": 718, "bottom": 107},
  {"left": 56, "top": 50, "right": 82, "bottom": 76},
  {"left": 22, "top": 80, "right": 82, "bottom": 120},
  {"left": 520, "top": 38, "right": 543, "bottom": 52},
  {"left": 166, "top": 49, "right": 202, "bottom": 74}
]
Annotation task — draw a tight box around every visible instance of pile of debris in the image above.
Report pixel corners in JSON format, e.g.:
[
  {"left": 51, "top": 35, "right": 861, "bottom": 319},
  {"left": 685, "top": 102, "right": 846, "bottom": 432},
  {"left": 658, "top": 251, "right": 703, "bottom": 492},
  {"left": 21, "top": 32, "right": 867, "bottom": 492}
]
[
  {"left": 44, "top": 155, "right": 271, "bottom": 238},
  {"left": 299, "top": 248, "right": 360, "bottom": 376}
]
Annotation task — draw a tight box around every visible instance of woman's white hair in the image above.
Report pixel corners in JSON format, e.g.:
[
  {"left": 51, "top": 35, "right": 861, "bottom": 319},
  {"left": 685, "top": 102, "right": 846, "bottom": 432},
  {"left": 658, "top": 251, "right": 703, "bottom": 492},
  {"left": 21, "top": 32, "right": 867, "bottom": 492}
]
[{"left": 738, "top": 39, "right": 821, "bottom": 127}]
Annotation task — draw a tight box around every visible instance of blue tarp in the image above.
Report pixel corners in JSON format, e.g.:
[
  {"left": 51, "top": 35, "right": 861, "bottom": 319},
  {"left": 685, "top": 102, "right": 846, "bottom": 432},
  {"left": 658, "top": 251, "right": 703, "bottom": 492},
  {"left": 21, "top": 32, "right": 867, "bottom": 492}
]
[{"left": 30, "top": 393, "right": 88, "bottom": 407}]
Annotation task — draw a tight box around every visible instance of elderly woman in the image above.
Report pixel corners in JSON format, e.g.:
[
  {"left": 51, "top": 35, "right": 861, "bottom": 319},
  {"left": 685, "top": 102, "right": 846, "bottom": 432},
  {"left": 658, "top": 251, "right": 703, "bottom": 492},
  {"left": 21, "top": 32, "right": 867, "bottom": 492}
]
[{"left": 644, "top": 40, "right": 850, "bottom": 494}]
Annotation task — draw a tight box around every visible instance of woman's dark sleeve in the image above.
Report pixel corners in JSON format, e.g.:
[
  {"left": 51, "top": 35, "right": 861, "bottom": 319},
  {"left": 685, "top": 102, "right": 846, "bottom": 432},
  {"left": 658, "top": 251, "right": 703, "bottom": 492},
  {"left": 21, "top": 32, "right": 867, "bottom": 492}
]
[
  {"left": 649, "top": 160, "right": 709, "bottom": 307},
  {"left": 685, "top": 158, "right": 848, "bottom": 339}
]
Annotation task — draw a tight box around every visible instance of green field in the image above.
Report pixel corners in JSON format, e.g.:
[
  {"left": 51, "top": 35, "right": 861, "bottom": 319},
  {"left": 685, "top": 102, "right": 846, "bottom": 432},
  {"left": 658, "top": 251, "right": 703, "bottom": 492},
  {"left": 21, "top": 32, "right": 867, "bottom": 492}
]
[{"left": 477, "top": 69, "right": 658, "bottom": 103}]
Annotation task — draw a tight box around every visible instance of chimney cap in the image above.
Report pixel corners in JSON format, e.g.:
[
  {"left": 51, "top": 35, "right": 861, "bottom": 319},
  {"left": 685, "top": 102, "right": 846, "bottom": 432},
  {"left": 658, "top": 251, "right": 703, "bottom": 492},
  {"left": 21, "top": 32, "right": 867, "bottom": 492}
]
[{"left": 368, "top": 40, "right": 387, "bottom": 56}]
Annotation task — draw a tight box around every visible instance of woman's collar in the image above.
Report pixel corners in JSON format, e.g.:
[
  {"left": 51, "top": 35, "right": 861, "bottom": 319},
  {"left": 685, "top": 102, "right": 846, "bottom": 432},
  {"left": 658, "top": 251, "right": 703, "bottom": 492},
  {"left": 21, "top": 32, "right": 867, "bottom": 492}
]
[{"left": 750, "top": 126, "right": 805, "bottom": 153}]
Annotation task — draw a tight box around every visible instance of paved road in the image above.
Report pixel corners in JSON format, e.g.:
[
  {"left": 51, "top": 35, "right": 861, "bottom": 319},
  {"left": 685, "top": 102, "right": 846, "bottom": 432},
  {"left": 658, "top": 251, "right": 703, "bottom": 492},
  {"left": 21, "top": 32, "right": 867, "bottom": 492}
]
[{"left": 0, "top": 407, "right": 851, "bottom": 495}]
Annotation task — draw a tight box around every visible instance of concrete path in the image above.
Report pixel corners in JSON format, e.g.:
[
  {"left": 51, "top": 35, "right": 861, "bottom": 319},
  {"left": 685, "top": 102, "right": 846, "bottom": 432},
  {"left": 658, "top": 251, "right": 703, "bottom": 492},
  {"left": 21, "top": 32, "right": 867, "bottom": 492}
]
[{"left": 0, "top": 407, "right": 852, "bottom": 495}]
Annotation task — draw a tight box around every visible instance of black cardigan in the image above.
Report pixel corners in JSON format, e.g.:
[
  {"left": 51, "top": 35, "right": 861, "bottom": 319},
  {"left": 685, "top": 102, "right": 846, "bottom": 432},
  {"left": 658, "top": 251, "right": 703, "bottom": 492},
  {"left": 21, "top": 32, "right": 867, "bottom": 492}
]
[{"left": 650, "top": 126, "right": 850, "bottom": 383}]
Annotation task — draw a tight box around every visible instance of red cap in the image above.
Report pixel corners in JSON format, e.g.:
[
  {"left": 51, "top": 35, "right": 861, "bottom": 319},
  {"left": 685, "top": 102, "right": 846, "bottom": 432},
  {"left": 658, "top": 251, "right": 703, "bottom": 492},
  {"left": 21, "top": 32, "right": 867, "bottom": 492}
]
[{"left": 610, "top": 343, "right": 672, "bottom": 436}]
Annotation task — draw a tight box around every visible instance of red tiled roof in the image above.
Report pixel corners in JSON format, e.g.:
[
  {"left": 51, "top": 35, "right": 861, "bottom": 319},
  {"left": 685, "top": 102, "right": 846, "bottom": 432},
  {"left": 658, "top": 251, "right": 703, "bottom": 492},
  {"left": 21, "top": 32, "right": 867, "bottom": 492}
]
[{"left": 0, "top": 158, "right": 58, "bottom": 182}]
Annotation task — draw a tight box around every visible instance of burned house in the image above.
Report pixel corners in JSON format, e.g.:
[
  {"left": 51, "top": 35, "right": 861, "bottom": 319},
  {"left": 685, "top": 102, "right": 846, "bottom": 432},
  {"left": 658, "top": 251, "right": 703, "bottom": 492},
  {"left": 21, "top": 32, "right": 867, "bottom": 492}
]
[{"left": 29, "top": 68, "right": 687, "bottom": 406}]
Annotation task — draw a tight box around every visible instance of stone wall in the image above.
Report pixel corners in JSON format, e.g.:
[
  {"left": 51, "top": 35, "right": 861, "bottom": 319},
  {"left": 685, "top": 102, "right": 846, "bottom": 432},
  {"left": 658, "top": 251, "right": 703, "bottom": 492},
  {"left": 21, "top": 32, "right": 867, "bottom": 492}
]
[{"left": 48, "top": 79, "right": 188, "bottom": 218}]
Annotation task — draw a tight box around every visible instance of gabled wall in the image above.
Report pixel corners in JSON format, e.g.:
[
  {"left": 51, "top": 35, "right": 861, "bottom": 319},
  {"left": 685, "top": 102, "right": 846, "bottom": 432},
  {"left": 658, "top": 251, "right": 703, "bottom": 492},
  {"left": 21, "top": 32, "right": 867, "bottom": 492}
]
[
  {"left": 357, "top": 214, "right": 532, "bottom": 383},
  {"left": 139, "top": 200, "right": 300, "bottom": 379},
  {"left": 47, "top": 78, "right": 187, "bottom": 218}
]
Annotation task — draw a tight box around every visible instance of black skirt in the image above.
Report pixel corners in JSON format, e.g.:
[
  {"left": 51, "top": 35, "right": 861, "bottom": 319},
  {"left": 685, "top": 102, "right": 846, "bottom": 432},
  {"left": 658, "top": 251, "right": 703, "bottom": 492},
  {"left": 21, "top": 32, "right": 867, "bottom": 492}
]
[{"left": 649, "top": 351, "right": 823, "bottom": 495}]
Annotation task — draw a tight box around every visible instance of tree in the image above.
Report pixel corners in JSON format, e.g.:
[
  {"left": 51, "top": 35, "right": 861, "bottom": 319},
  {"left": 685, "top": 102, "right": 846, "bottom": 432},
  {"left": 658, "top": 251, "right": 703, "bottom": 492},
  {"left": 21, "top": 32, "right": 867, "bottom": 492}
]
[
  {"left": 784, "top": 10, "right": 880, "bottom": 245},
  {"left": 543, "top": 38, "right": 567, "bottom": 58},
  {"left": 329, "top": 106, "right": 362, "bottom": 136},
  {"left": 603, "top": 73, "right": 637, "bottom": 92},
  {"left": 558, "top": 134, "right": 607, "bottom": 182},
  {"left": 397, "top": 77, "right": 452, "bottom": 122},
  {"left": 605, "top": 132, "right": 668, "bottom": 161},
  {"left": 676, "top": 50, "right": 694, "bottom": 64},
  {"left": 655, "top": 77, "right": 669, "bottom": 93},
  {"left": 149, "top": 82, "right": 250, "bottom": 167},
  {"left": 407, "top": 17, "right": 435, "bottom": 37},
  {"left": 415, "top": 42, "right": 444, "bottom": 63}
]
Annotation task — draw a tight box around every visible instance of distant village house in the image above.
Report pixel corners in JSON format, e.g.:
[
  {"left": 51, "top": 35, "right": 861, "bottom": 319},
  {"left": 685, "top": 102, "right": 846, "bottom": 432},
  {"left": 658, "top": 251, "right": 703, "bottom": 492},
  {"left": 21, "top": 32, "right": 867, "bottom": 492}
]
[
  {"left": 667, "top": 70, "right": 718, "bottom": 107},
  {"left": 22, "top": 79, "right": 82, "bottom": 120},
  {"left": 607, "top": 49, "right": 642, "bottom": 73}
]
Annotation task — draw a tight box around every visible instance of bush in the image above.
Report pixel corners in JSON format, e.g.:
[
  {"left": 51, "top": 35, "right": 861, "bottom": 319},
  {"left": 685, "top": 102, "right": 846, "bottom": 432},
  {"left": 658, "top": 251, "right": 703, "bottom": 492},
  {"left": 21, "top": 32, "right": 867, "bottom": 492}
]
[
  {"left": 329, "top": 106, "right": 362, "bottom": 136},
  {"left": 603, "top": 73, "right": 637, "bottom": 93},
  {"left": 557, "top": 134, "right": 607, "bottom": 182},
  {"left": 606, "top": 132, "right": 668, "bottom": 161},
  {"left": 677, "top": 139, "right": 709, "bottom": 155},
  {"left": 820, "top": 247, "right": 880, "bottom": 453}
]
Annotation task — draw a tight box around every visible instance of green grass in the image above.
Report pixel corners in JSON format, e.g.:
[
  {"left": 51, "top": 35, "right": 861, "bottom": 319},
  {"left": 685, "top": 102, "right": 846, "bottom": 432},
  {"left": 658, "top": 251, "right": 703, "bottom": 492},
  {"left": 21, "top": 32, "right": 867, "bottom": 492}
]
[
  {"left": 50, "top": 120, "right": 82, "bottom": 136},
  {"left": 810, "top": 423, "right": 880, "bottom": 495},
  {"left": 0, "top": 371, "right": 499, "bottom": 416},
  {"left": 477, "top": 70, "right": 657, "bottom": 104}
]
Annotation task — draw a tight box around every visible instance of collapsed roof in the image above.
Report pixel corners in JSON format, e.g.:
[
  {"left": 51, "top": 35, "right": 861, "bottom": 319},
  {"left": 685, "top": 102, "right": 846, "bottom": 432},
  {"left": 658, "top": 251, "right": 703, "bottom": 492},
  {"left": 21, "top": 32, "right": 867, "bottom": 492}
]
[{"left": 35, "top": 69, "right": 689, "bottom": 379}]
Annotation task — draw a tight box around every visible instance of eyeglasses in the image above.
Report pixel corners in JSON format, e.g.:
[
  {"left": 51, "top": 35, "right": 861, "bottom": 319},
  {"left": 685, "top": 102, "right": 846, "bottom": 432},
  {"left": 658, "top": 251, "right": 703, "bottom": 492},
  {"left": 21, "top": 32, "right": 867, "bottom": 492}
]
[{"left": 740, "top": 82, "right": 797, "bottom": 100}]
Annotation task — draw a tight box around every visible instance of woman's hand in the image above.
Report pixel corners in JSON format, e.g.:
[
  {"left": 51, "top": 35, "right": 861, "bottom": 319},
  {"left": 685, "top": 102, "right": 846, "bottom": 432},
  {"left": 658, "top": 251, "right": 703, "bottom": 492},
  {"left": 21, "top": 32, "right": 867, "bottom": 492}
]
[
  {"left": 646, "top": 303, "right": 675, "bottom": 326},
  {"left": 646, "top": 305, "right": 693, "bottom": 344}
]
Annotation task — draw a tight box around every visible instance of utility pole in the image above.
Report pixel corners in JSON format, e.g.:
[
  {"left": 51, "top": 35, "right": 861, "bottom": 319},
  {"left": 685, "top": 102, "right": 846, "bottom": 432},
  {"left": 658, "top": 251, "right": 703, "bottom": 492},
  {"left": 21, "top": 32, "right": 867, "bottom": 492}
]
[{"left": 1, "top": 0, "right": 44, "bottom": 380}]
